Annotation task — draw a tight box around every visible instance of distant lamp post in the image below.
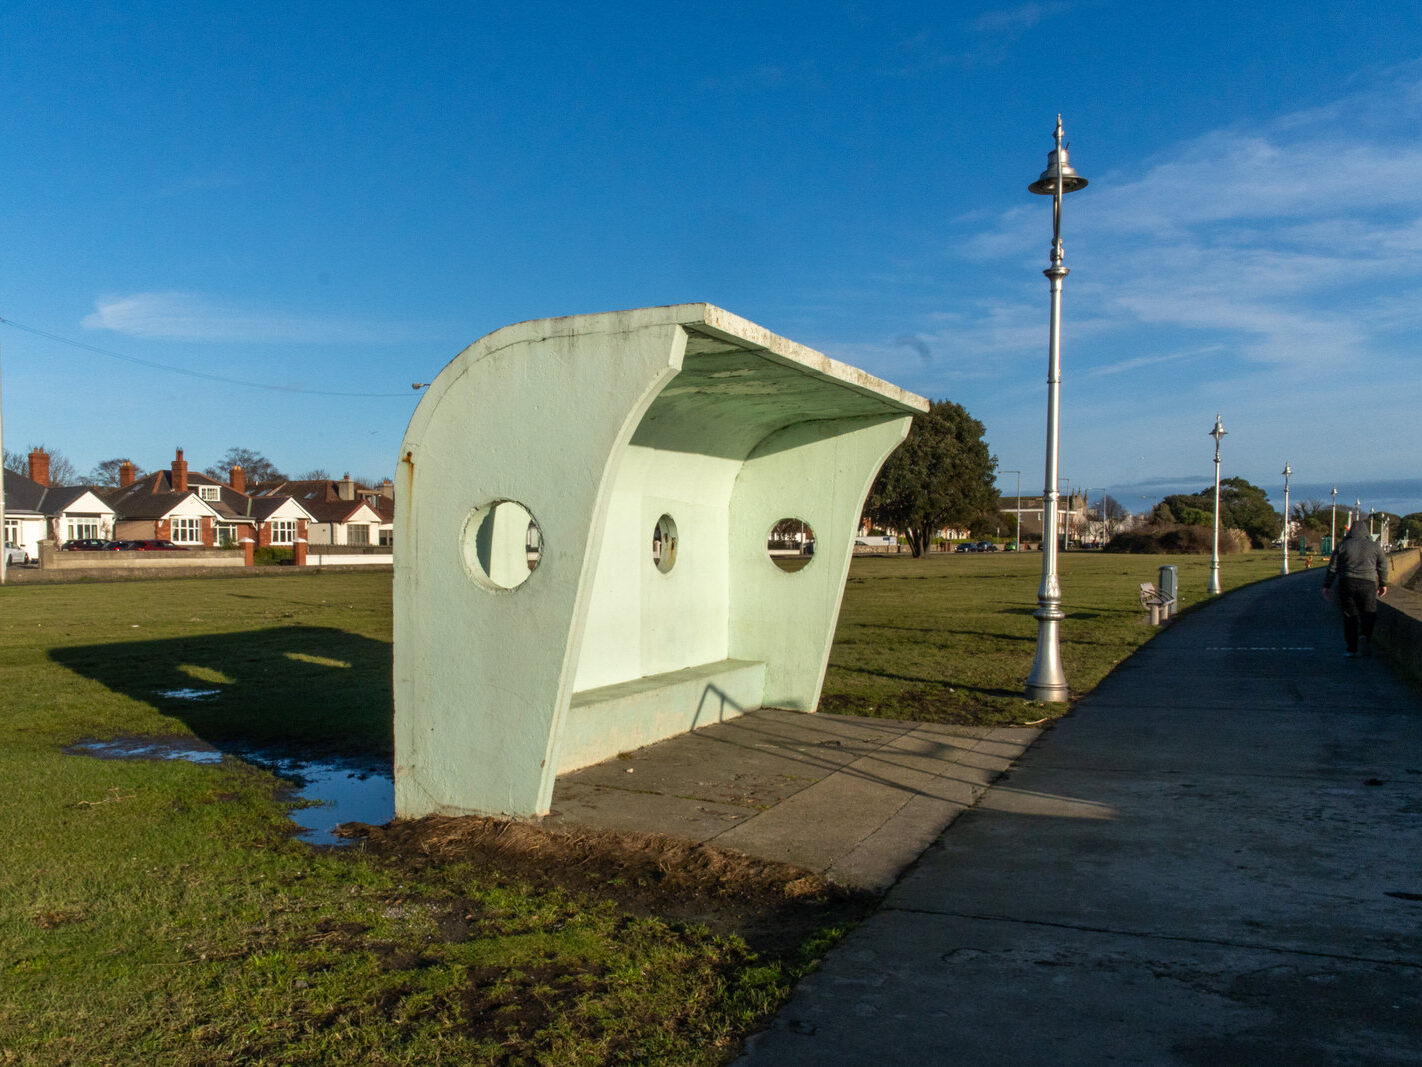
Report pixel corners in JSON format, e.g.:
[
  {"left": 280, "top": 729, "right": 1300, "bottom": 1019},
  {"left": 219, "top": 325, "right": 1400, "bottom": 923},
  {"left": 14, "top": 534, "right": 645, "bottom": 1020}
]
[
  {"left": 1058, "top": 477, "right": 1071, "bottom": 550},
  {"left": 1003, "top": 469, "right": 1022, "bottom": 551},
  {"left": 1330, "top": 486, "right": 1338, "bottom": 552},
  {"left": 1208, "top": 414, "right": 1226, "bottom": 595},
  {"left": 1024, "top": 116, "right": 1088, "bottom": 703},
  {"left": 1280, "top": 463, "right": 1292, "bottom": 575}
]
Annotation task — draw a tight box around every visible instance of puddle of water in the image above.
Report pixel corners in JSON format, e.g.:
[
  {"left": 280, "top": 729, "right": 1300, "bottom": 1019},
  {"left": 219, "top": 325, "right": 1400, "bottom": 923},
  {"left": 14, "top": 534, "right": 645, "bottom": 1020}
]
[
  {"left": 259, "top": 757, "right": 395, "bottom": 846},
  {"left": 67, "top": 736, "right": 225, "bottom": 764},
  {"left": 65, "top": 737, "right": 393, "bottom": 846},
  {"left": 155, "top": 688, "right": 222, "bottom": 701}
]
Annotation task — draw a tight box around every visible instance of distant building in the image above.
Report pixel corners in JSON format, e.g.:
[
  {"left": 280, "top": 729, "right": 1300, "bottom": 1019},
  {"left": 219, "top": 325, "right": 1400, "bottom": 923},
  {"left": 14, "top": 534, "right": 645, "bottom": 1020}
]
[{"left": 999, "top": 493, "right": 1088, "bottom": 545}]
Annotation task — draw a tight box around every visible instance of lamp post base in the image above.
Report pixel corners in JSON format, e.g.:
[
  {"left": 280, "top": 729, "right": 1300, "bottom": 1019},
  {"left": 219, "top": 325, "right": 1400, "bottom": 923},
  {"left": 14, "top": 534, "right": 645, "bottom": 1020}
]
[
  {"left": 1024, "top": 612, "right": 1069, "bottom": 702},
  {"left": 1025, "top": 680, "right": 1070, "bottom": 702}
]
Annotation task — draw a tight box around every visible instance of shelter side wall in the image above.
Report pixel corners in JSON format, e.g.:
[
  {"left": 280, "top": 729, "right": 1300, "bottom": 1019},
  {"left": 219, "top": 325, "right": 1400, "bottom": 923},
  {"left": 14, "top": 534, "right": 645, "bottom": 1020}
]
[
  {"left": 572, "top": 446, "right": 737, "bottom": 692},
  {"left": 728, "top": 415, "right": 913, "bottom": 708},
  {"left": 394, "top": 322, "right": 685, "bottom": 819}
]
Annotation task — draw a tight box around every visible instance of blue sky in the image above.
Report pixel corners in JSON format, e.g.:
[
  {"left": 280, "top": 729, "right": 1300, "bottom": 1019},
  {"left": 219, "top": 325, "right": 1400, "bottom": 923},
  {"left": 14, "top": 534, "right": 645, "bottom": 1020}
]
[{"left": 2, "top": 2, "right": 1419, "bottom": 515}]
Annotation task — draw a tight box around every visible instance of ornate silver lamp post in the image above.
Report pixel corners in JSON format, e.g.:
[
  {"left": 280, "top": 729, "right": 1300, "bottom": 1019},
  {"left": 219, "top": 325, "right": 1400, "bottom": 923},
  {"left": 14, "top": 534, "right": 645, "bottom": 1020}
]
[
  {"left": 1024, "top": 116, "right": 1087, "bottom": 703},
  {"left": 1280, "top": 463, "right": 1292, "bottom": 575},
  {"left": 1330, "top": 486, "right": 1338, "bottom": 552},
  {"left": 1208, "top": 415, "right": 1226, "bottom": 595}
]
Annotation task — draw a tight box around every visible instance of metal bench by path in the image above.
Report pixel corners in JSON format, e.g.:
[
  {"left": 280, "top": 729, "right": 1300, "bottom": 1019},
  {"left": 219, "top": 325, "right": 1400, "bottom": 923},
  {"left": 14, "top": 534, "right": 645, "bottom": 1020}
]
[{"left": 1140, "top": 580, "right": 1176, "bottom": 625}]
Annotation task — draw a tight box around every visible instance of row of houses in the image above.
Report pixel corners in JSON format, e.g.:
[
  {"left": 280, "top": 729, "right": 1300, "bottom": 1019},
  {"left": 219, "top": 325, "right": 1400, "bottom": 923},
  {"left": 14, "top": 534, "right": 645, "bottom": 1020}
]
[{"left": 3, "top": 448, "right": 394, "bottom": 560}]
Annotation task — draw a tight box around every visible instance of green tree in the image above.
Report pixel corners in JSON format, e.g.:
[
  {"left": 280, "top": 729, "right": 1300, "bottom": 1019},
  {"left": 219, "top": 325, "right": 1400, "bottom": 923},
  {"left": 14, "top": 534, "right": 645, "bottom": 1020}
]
[
  {"left": 1397, "top": 513, "right": 1422, "bottom": 546},
  {"left": 1159, "top": 477, "right": 1280, "bottom": 548},
  {"left": 863, "top": 400, "right": 998, "bottom": 558}
]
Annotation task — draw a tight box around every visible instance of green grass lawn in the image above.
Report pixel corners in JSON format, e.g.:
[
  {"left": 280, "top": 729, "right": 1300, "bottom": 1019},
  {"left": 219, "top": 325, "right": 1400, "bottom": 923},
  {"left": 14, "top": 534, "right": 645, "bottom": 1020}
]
[
  {"left": 822, "top": 548, "right": 1284, "bottom": 723},
  {"left": 0, "top": 555, "right": 1282, "bottom": 1062}
]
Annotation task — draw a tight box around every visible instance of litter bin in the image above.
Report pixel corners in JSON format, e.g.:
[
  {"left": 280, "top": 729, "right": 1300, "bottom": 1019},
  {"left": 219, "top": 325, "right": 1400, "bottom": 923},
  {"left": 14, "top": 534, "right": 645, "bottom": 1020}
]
[{"left": 1158, "top": 565, "right": 1178, "bottom": 618}]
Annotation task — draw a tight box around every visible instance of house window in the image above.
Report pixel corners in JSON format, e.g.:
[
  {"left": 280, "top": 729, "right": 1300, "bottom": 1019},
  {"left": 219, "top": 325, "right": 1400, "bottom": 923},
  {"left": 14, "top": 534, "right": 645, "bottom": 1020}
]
[
  {"left": 271, "top": 520, "right": 296, "bottom": 545},
  {"left": 67, "top": 519, "right": 101, "bottom": 540},
  {"left": 4, "top": 520, "right": 18, "bottom": 544},
  {"left": 198, "top": 485, "right": 221, "bottom": 502},
  {"left": 172, "top": 517, "right": 202, "bottom": 543},
  {"left": 348, "top": 524, "right": 369, "bottom": 545},
  {"left": 378, "top": 529, "right": 392, "bottom": 547},
  {"left": 216, "top": 523, "right": 239, "bottom": 547}
]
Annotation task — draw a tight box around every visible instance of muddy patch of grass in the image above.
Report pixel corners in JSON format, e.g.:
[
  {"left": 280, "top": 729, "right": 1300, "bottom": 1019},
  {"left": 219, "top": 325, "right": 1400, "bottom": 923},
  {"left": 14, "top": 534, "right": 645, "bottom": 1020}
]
[{"left": 345, "top": 814, "right": 876, "bottom": 961}]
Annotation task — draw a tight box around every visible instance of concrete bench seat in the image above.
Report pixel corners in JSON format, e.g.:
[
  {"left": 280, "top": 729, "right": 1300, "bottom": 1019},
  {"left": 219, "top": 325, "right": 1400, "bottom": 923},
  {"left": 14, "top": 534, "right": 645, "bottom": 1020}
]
[{"left": 559, "top": 658, "right": 766, "bottom": 773}]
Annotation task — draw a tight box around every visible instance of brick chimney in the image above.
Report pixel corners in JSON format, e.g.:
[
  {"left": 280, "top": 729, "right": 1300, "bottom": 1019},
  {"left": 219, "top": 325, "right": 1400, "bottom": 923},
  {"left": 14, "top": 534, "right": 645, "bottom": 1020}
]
[
  {"left": 119, "top": 461, "right": 136, "bottom": 487},
  {"left": 379, "top": 478, "right": 393, "bottom": 499},
  {"left": 28, "top": 449, "right": 50, "bottom": 487},
  {"left": 230, "top": 464, "right": 246, "bottom": 494},
  {"left": 338, "top": 473, "right": 356, "bottom": 501},
  {"left": 171, "top": 448, "right": 189, "bottom": 493}
]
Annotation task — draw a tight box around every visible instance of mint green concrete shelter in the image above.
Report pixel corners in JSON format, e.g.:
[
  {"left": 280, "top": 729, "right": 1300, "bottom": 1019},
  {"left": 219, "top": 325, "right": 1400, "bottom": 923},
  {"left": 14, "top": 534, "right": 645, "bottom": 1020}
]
[{"left": 394, "top": 304, "right": 927, "bottom": 818}]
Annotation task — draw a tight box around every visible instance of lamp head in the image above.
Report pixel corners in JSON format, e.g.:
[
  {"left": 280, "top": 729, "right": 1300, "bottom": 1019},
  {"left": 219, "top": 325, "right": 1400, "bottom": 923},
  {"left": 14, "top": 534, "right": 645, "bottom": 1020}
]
[
  {"left": 1208, "top": 414, "right": 1226, "bottom": 443},
  {"left": 1282, "top": 463, "right": 1292, "bottom": 479},
  {"left": 1029, "top": 145, "right": 1088, "bottom": 195}
]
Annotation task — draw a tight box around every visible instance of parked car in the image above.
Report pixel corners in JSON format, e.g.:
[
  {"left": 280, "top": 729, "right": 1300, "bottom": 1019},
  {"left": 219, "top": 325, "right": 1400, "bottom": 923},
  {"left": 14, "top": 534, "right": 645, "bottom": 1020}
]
[
  {"left": 116, "top": 539, "right": 188, "bottom": 551},
  {"left": 954, "top": 542, "right": 973, "bottom": 553},
  {"left": 976, "top": 541, "right": 998, "bottom": 552},
  {"left": 60, "top": 538, "right": 115, "bottom": 551},
  {"left": 4, "top": 541, "right": 28, "bottom": 564}
]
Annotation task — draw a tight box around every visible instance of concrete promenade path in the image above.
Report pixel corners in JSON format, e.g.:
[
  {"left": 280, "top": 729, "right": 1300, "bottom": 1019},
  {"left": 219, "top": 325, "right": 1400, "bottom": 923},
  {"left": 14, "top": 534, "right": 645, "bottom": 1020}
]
[{"left": 739, "top": 569, "right": 1422, "bottom": 1065}]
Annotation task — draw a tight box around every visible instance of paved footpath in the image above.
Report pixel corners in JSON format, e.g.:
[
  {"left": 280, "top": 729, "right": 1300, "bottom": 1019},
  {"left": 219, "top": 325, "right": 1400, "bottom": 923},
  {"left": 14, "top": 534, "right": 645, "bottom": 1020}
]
[{"left": 740, "top": 570, "right": 1422, "bottom": 1065}]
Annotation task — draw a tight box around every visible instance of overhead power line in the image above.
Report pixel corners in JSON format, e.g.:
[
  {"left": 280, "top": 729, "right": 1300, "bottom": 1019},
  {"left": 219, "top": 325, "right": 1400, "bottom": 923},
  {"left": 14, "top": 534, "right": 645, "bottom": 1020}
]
[{"left": 0, "top": 316, "right": 419, "bottom": 398}]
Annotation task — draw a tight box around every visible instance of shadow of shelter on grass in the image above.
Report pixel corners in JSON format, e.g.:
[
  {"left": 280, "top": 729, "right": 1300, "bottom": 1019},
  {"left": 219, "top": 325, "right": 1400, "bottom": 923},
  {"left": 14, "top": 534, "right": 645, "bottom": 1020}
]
[{"left": 50, "top": 625, "right": 394, "bottom": 765}]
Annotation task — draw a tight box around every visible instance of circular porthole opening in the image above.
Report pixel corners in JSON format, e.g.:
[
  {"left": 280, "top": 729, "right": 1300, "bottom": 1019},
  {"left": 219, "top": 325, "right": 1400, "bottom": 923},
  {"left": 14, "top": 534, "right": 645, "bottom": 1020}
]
[
  {"left": 651, "top": 514, "right": 678, "bottom": 574},
  {"left": 767, "top": 518, "right": 815, "bottom": 572},
  {"left": 461, "top": 500, "right": 542, "bottom": 591}
]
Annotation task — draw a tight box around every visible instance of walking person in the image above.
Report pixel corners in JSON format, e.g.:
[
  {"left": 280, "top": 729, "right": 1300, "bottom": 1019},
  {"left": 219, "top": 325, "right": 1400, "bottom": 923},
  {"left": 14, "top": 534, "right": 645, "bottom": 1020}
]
[{"left": 1322, "top": 513, "right": 1389, "bottom": 657}]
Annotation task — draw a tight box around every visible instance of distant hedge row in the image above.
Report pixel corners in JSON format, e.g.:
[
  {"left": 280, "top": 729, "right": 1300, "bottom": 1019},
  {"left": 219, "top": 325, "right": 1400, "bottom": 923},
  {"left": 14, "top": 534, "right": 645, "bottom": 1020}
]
[{"left": 1104, "top": 523, "right": 1250, "bottom": 555}]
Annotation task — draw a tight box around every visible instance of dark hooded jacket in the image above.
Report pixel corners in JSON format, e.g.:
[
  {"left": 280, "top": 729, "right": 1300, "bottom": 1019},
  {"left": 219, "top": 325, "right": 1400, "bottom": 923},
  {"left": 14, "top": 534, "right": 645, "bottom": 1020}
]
[{"left": 1323, "top": 522, "right": 1388, "bottom": 588}]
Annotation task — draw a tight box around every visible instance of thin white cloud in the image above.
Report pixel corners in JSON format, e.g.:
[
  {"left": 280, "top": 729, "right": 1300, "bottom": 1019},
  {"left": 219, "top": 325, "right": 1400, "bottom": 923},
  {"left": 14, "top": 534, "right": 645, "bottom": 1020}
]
[
  {"left": 1081, "top": 345, "right": 1223, "bottom": 379},
  {"left": 970, "top": 2, "right": 1072, "bottom": 36},
  {"left": 887, "top": 1, "right": 1074, "bottom": 75},
  {"left": 82, "top": 292, "right": 394, "bottom": 344}
]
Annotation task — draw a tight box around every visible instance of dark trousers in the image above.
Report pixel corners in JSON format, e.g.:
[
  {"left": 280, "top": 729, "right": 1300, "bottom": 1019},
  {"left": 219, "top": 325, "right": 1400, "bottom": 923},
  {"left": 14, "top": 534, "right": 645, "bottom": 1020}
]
[{"left": 1337, "top": 577, "right": 1379, "bottom": 653}]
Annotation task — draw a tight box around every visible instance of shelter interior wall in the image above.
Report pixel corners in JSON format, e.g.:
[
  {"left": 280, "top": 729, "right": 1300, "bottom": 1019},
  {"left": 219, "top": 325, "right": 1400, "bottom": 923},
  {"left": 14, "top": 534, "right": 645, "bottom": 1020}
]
[{"left": 572, "top": 446, "right": 738, "bottom": 692}]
